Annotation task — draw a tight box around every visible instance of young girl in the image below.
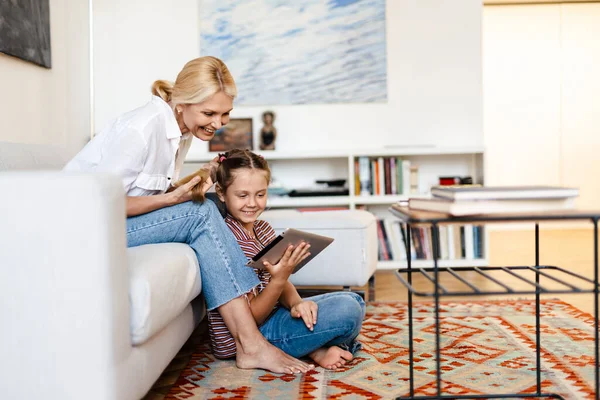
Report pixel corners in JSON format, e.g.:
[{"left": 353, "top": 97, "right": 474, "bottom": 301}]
[{"left": 208, "top": 149, "right": 366, "bottom": 370}]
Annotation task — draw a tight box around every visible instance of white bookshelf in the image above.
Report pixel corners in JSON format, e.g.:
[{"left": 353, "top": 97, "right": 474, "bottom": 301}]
[
  {"left": 185, "top": 146, "right": 485, "bottom": 163},
  {"left": 377, "top": 258, "right": 489, "bottom": 271},
  {"left": 184, "top": 146, "right": 485, "bottom": 208},
  {"left": 183, "top": 146, "right": 488, "bottom": 269},
  {"left": 267, "top": 196, "right": 351, "bottom": 208},
  {"left": 353, "top": 194, "right": 427, "bottom": 206}
]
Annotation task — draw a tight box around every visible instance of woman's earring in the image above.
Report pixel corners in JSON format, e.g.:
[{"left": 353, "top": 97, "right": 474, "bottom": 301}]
[{"left": 177, "top": 107, "right": 182, "bottom": 114}]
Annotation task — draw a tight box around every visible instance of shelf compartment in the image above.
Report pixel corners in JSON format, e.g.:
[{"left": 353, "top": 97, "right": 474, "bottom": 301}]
[{"left": 395, "top": 265, "right": 598, "bottom": 297}]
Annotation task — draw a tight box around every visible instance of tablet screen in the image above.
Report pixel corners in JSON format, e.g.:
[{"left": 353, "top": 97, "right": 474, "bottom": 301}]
[{"left": 251, "top": 235, "right": 285, "bottom": 262}]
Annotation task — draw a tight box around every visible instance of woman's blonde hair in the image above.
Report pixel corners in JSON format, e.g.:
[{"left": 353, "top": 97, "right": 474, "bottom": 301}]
[{"left": 151, "top": 56, "right": 237, "bottom": 106}]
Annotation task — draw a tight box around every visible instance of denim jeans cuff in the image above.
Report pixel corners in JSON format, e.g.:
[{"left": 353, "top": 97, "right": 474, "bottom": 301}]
[{"left": 339, "top": 339, "right": 362, "bottom": 355}]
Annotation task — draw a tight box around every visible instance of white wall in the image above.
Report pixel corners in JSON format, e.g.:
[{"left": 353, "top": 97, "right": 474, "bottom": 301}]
[
  {"left": 0, "top": 0, "right": 91, "bottom": 153},
  {"left": 93, "top": 0, "right": 483, "bottom": 157},
  {"left": 560, "top": 3, "right": 600, "bottom": 210},
  {"left": 92, "top": 0, "right": 200, "bottom": 134},
  {"left": 483, "top": 3, "right": 600, "bottom": 210},
  {"left": 483, "top": 5, "right": 562, "bottom": 187}
]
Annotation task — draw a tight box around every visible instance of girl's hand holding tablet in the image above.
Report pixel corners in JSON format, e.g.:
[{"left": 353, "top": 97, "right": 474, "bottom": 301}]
[{"left": 262, "top": 242, "right": 311, "bottom": 282}]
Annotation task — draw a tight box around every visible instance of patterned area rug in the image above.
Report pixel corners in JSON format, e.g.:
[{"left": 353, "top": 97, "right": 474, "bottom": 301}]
[{"left": 165, "top": 299, "right": 598, "bottom": 399}]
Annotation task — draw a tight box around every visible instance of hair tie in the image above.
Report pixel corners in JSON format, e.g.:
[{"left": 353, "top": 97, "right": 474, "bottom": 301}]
[{"left": 219, "top": 155, "right": 226, "bottom": 163}]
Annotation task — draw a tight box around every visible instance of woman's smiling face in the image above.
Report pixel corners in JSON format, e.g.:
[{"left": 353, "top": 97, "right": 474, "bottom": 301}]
[{"left": 179, "top": 91, "right": 233, "bottom": 141}]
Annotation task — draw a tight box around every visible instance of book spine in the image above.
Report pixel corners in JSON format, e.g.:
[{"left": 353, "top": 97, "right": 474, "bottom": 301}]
[
  {"left": 380, "top": 219, "right": 392, "bottom": 260},
  {"left": 391, "top": 221, "right": 407, "bottom": 260},
  {"left": 358, "top": 156, "right": 371, "bottom": 196},
  {"left": 376, "top": 219, "right": 386, "bottom": 260},
  {"left": 383, "top": 219, "right": 401, "bottom": 260},
  {"left": 447, "top": 224, "right": 456, "bottom": 259},
  {"left": 354, "top": 159, "right": 360, "bottom": 196},
  {"left": 390, "top": 157, "right": 397, "bottom": 195},
  {"left": 439, "top": 225, "right": 448, "bottom": 260},
  {"left": 402, "top": 160, "right": 411, "bottom": 196},
  {"left": 378, "top": 156, "right": 385, "bottom": 196},
  {"left": 460, "top": 226, "right": 466, "bottom": 258},
  {"left": 371, "top": 159, "right": 377, "bottom": 195},
  {"left": 410, "top": 165, "right": 419, "bottom": 194},
  {"left": 464, "top": 224, "right": 475, "bottom": 259},
  {"left": 384, "top": 158, "right": 391, "bottom": 195},
  {"left": 396, "top": 157, "right": 403, "bottom": 195}
]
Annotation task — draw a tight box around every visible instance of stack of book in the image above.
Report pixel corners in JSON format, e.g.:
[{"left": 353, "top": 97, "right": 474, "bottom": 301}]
[{"left": 408, "top": 186, "right": 579, "bottom": 216}]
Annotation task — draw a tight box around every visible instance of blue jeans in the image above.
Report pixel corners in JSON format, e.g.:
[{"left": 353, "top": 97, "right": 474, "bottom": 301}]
[
  {"left": 259, "top": 292, "right": 366, "bottom": 358},
  {"left": 126, "top": 200, "right": 260, "bottom": 311}
]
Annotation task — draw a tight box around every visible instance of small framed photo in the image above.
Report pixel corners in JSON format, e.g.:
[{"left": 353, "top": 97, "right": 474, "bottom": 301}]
[{"left": 209, "top": 118, "right": 253, "bottom": 152}]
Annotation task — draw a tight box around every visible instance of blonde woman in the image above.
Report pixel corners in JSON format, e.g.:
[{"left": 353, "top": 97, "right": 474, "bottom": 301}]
[{"left": 64, "top": 57, "right": 313, "bottom": 374}]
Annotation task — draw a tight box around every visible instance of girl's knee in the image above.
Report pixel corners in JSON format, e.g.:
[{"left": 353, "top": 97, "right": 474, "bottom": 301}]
[
  {"left": 345, "top": 292, "right": 366, "bottom": 319},
  {"left": 349, "top": 292, "right": 366, "bottom": 308},
  {"left": 337, "top": 294, "right": 366, "bottom": 329}
]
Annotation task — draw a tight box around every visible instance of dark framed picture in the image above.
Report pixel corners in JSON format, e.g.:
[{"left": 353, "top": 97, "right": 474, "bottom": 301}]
[
  {"left": 209, "top": 118, "right": 253, "bottom": 152},
  {"left": 0, "top": 0, "right": 52, "bottom": 68}
]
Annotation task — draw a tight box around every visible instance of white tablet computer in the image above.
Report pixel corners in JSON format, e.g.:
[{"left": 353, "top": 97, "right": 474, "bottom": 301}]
[{"left": 246, "top": 228, "right": 334, "bottom": 273}]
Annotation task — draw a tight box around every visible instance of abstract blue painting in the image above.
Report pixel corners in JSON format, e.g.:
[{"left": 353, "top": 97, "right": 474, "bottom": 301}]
[{"left": 200, "top": 0, "right": 387, "bottom": 105}]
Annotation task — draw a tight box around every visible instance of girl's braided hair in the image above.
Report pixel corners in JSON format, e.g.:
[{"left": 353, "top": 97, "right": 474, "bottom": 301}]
[{"left": 216, "top": 149, "right": 271, "bottom": 194}]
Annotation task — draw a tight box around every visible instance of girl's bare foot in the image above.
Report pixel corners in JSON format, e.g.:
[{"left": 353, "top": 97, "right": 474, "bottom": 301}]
[
  {"left": 236, "top": 338, "right": 314, "bottom": 374},
  {"left": 309, "top": 346, "right": 353, "bottom": 370}
]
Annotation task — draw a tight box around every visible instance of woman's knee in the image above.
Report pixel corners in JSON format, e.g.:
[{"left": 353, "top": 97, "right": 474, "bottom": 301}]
[{"left": 182, "top": 199, "right": 220, "bottom": 225}]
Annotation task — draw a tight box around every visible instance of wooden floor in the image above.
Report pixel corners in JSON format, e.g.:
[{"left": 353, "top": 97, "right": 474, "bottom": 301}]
[{"left": 143, "top": 227, "right": 599, "bottom": 399}]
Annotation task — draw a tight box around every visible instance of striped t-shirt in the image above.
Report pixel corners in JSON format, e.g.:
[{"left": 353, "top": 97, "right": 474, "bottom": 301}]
[{"left": 207, "top": 214, "right": 277, "bottom": 359}]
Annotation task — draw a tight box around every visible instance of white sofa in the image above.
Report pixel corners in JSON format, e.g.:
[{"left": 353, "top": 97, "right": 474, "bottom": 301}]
[
  {"left": 0, "top": 142, "right": 206, "bottom": 400},
  {"left": 0, "top": 141, "right": 377, "bottom": 400}
]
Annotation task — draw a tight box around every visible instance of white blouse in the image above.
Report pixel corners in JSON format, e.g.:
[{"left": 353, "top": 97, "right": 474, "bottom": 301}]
[{"left": 65, "top": 96, "right": 194, "bottom": 196}]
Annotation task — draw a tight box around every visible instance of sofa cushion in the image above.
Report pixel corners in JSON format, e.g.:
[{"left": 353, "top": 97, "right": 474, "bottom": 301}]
[{"left": 128, "top": 243, "right": 202, "bottom": 345}]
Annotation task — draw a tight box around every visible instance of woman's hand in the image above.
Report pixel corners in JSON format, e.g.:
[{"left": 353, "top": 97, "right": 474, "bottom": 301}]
[
  {"left": 168, "top": 175, "right": 213, "bottom": 205},
  {"left": 290, "top": 300, "right": 318, "bottom": 331},
  {"left": 262, "top": 242, "right": 311, "bottom": 282},
  {"left": 205, "top": 156, "right": 221, "bottom": 182}
]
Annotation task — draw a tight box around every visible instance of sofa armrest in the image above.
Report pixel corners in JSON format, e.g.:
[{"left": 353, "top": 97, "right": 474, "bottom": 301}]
[{"left": 0, "top": 171, "right": 131, "bottom": 399}]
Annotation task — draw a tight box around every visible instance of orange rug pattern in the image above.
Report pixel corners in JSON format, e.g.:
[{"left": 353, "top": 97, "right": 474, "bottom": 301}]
[{"left": 165, "top": 299, "right": 598, "bottom": 399}]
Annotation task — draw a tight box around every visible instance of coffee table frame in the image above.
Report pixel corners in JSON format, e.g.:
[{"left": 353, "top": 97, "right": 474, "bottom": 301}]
[{"left": 389, "top": 207, "right": 600, "bottom": 400}]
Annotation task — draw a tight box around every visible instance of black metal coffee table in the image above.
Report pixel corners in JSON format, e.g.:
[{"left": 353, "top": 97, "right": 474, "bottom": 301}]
[{"left": 389, "top": 205, "right": 600, "bottom": 400}]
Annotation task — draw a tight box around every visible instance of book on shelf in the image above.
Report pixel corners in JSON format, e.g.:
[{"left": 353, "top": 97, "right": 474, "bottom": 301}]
[
  {"left": 375, "top": 218, "right": 484, "bottom": 262},
  {"left": 355, "top": 156, "right": 413, "bottom": 196},
  {"left": 430, "top": 185, "right": 580, "bottom": 201},
  {"left": 408, "top": 196, "right": 577, "bottom": 216}
]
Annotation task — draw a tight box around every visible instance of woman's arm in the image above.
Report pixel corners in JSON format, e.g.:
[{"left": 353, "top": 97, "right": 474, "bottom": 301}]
[
  {"left": 126, "top": 194, "right": 176, "bottom": 217},
  {"left": 126, "top": 175, "right": 206, "bottom": 217}
]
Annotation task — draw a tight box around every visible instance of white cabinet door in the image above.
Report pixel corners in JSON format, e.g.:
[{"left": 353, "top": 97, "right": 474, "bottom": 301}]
[{"left": 561, "top": 3, "right": 600, "bottom": 210}]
